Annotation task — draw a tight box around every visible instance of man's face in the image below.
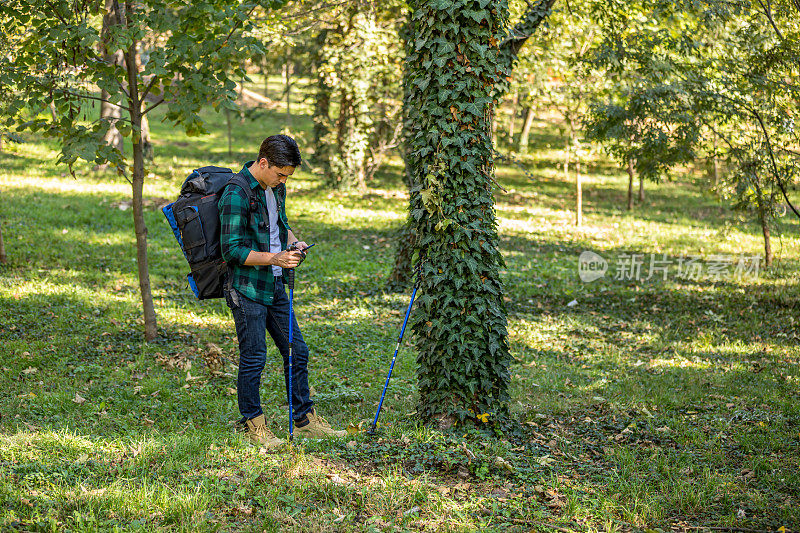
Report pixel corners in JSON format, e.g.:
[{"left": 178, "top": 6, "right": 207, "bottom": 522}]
[{"left": 257, "top": 158, "right": 295, "bottom": 188}]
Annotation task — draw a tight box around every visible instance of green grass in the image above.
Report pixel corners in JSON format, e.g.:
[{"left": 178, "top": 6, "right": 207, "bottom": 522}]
[{"left": 1, "top": 96, "right": 798, "bottom": 532}]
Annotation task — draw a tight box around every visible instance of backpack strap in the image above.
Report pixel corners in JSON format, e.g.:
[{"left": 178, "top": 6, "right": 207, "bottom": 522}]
[{"left": 226, "top": 173, "right": 269, "bottom": 252}]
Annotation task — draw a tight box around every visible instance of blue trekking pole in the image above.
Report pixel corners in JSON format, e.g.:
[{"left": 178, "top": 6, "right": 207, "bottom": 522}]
[
  {"left": 284, "top": 244, "right": 313, "bottom": 441},
  {"left": 368, "top": 265, "right": 421, "bottom": 436},
  {"left": 285, "top": 266, "right": 295, "bottom": 441}
]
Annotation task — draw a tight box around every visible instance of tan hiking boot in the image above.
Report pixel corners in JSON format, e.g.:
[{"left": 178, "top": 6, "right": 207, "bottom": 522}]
[
  {"left": 245, "top": 414, "right": 284, "bottom": 448},
  {"left": 295, "top": 409, "right": 347, "bottom": 438}
]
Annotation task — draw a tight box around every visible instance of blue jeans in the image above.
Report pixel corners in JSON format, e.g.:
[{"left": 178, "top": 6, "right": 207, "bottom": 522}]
[{"left": 225, "top": 278, "right": 313, "bottom": 422}]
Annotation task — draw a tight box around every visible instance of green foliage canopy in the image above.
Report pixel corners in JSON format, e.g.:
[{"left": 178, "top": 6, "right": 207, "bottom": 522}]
[
  {"left": 585, "top": 0, "right": 800, "bottom": 216},
  {"left": 1, "top": 0, "right": 285, "bottom": 172}
]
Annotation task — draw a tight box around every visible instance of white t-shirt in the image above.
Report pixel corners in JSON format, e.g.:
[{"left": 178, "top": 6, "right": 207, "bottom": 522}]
[{"left": 265, "top": 188, "right": 282, "bottom": 277}]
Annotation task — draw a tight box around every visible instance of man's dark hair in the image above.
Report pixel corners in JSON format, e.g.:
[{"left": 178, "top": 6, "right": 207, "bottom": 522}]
[{"left": 258, "top": 134, "right": 302, "bottom": 167}]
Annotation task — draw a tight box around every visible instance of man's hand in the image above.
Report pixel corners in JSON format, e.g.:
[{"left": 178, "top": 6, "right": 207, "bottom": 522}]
[
  {"left": 288, "top": 241, "right": 311, "bottom": 266},
  {"left": 270, "top": 249, "right": 304, "bottom": 269}
]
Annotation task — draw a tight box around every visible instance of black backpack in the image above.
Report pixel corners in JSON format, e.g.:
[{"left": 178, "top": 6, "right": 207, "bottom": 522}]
[{"left": 162, "top": 166, "right": 266, "bottom": 299}]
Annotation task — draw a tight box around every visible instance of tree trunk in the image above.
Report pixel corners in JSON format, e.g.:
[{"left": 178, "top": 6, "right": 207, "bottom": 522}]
[
  {"left": 753, "top": 177, "right": 773, "bottom": 267},
  {"left": 140, "top": 108, "right": 153, "bottom": 161},
  {"left": 0, "top": 221, "right": 7, "bottom": 264},
  {"left": 563, "top": 135, "right": 570, "bottom": 180},
  {"left": 0, "top": 136, "right": 4, "bottom": 153},
  {"left": 507, "top": 90, "right": 518, "bottom": 143},
  {"left": 575, "top": 160, "right": 582, "bottom": 227},
  {"left": 627, "top": 158, "right": 634, "bottom": 211},
  {"left": 760, "top": 209, "right": 772, "bottom": 267},
  {"left": 311, "top": 29, "right": 331, "bottom": 176},
  {"left": 99, "top": 91, "right": 123, "bottom": 153},
  {"left": 387, "top": 222, "right": 416, "bottom": 291},
  {"left": 712, "top": 133, "right": 720, "bottom": 191},
  {"left": 124, "top": 8, "right": 157, "bottom": 341},
  {"left": 407, "top": 0, "right": 511, "bottom": 426},
  {"left": 134, "top": 50, "right": 154, "bottom": 161},
  {"left": 268, "top": 55, "right": 269, "bottom": 98},
  {"left": 518, "top": 106, "right": 534, "bottom": 152},
  {"left": 638, "top": 173, "right": 644, "bottom": 203},
  {"left": 284, "top": 51, "right": 292, "bottom": 127}
]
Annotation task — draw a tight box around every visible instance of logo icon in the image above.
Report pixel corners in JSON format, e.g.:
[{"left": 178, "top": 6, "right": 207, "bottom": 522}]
[{"left": 579, "top": 251, "right": 607, "bottom": 282}]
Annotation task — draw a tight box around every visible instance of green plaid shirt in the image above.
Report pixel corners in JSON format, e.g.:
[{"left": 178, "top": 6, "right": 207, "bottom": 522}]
[{"left": 219, "top": 162, "right": 290, "bottom": 305}]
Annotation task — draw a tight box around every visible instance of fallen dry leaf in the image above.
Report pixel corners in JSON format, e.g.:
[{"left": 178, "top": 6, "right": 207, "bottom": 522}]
[
  {"left": 494, "top": 456, "right": 514, "bottom": 472},
  {"left": 545, "top": 489, "right": 565, "bottom": 509},
  {"left": 325, "top": 473, "right": 348, "bottom": 485},
  {"left": 73, "top": 392, "right": 87, "bottom": 405}
]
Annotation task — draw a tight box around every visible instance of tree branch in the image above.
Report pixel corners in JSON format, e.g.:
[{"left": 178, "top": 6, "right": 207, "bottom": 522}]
[
  {"left": 215, "top": 1, "right": 261, "bottom": 54},
  {"left": 699, "top": 119, "right": 739, "bottom": 157},
  {"left": 751, "top": 107, "right": 800, "bottom": 222},
  {"left": 43, "top": 0, "right": 69, "bottom": 26},
  {"left": 757, "top": 0, "right": 784, "bottom": 40},
  {"left": 55, "top": 88, "right": 132, "bottom": 112},
  {"left": 501, "top": 0, "right": 558, "bottom": 58},
  {"left": 141, "top": 96, "right": 165, "bottom": 116},
  {"left": 139, "top": 75, "right": 159, "bottom": 104}
]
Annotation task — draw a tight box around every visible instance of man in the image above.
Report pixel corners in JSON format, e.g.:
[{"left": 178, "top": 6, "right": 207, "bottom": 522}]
[{"left": 219, "top": 134, "right": 346, "bottom": 447}]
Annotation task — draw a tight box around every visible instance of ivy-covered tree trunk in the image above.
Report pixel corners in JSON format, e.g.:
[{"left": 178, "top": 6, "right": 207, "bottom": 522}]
[
  {"left": 315, "top": 9, "right": 380, "bottom": 190},
  {"left": 407, "top": 0, "right": 513, "bottom": 425},
  {"left": 311, "top": 30, "right": 332, "bottom": 175}
]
